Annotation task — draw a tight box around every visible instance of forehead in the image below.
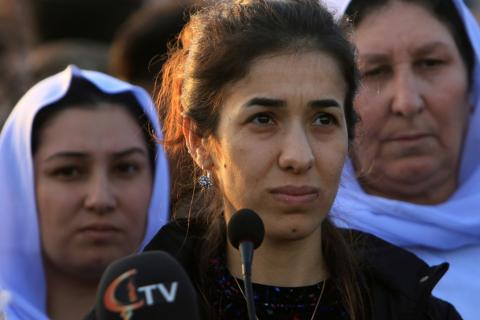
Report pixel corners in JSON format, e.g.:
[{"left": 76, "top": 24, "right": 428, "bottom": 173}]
[
  {"left": 37, "top": 105, "right": 146, "bottom": 154},
  {"left": 353, "top": 1, "right": 456, "bottom": 54},
  {"left": 222, "top": 51, "right": 347, "bottom": 103}
]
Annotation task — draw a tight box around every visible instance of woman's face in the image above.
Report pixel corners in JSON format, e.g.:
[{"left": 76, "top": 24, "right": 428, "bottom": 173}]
[
  {"left": 201, "top": 52, "right": 348, "bottom": 241},
  {"left": 351, "top": 0, "right": 470, "bottom": 204},
  {"left": 34, "top": 105, "right": 153, "bottom": 278}
]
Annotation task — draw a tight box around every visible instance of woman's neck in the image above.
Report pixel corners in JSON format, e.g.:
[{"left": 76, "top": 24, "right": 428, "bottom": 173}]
[
  {"left": 44, "top": 262, "right": 99, "bottom": 320},
  {"left": 226, "top": 230, "right": 328, "bottom": 287}
]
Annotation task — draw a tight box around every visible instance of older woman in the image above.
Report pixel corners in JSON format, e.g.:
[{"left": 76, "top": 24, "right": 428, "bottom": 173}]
[
  {"left": 137, "top": 0, "right": 461, "bottom": 319},
  {"left": 325, "top": 0, "right": 480, "bottom": 319},
  {"left": 0, "top": 66, "right": 170, "bottom": 319}
]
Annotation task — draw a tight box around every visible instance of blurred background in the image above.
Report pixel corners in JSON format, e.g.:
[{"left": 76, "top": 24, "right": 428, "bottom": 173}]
[{"left": 0, "top": 0, "right": 199, "bottom": 128}]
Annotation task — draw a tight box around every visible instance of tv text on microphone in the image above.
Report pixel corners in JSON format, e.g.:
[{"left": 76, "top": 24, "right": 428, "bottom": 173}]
[{"left": 96, "top": 251, "right": 199, "bottom": 320}]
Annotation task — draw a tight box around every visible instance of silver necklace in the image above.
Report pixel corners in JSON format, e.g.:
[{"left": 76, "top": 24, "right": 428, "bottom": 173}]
[{"left": 233, "top": 277, "right": 327, "bottom": 320}]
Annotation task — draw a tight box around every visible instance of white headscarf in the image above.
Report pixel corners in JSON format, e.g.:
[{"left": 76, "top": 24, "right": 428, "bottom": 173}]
[
  {"left": 0, "top": 65, "right": 170, "bottom": 319},
  {"left": 326, "top": 0, "right": 480, "bottom": 318},
  {"left": 328, "top": 0, "right": 480, "bottom": 254}
]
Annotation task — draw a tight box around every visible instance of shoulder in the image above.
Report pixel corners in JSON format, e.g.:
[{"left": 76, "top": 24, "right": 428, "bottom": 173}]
[
  {"left": 341, "top": 229, "right": 445, "bottom": 289},
  {"left": 340, "top": 229, "right": 462, "bottom": 319},
  {"left": 145, "top": 218, "right": 206, "bottom": 249},
  {"left": 143, "top": 219, "right": 205, "bottom": 250},
  {"left": 143, "top": 218, "right": 206, "bottom": 276},
  {"left": 427, "top": 296, "right": 463, "bottom": 320}
]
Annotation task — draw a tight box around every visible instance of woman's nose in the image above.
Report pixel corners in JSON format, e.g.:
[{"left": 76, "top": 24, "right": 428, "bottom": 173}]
[
  {"left": 390, "top": 69, "right": 425, "bottom": 117},
  {"left": 84, "top": 173, "right": 116, "bottom": 213},
  {"left": 278, "top": 125, "right": 314, "bottom": 174}
]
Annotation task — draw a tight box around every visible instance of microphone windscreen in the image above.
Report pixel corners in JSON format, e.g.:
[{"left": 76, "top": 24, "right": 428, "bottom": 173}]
[
  {"left": 227, "top": 208, "right": 265, "bottom": 250},
  {"left": 95, "top": 251, "right": 200, "bottom": 320}
]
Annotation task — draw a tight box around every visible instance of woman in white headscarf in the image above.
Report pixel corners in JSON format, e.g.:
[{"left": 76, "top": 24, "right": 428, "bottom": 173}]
[
  {"left": 324, "top": 0, "right": 480, "bottom": 319},
  {"left": 0, "top": 65, "right": 170, "bottom": 319}
]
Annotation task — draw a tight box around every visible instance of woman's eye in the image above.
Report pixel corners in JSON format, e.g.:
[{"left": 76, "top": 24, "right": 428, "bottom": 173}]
[
  {"left": 313, "top": 113, "right": 336, "bottom": 126},
  {"left": 416, "top": 58, "right": 444, "bottom": 69},
  {"left": 361, "top": 66, "right": 390, "bottom": 79},
  {"left": 115, "top": 163, "right": 140, "bottom": 175},
  {"left": 52, "top": 166, "right": 81, "bottom": 179},
  {"left": 250, "top": 113, "right": 275, "bottom": 125}
]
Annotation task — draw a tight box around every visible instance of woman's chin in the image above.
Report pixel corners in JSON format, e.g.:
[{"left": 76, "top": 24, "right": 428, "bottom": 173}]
[
  {"left": 73, "top": 250, "right": 131, "bottom": 274},
  {"left": 379, "top": 157, "right": 442, "bottom": 184},
  {"left": 265, "top": 220, "right": 322, "bottom": 243}
]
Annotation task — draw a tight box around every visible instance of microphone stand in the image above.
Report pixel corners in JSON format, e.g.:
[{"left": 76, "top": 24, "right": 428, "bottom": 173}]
[{"left": 239, "top": 241, "right": 257, "bottom": 320}]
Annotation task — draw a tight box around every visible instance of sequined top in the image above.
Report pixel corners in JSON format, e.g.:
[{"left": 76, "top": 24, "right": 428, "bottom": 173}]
[{"left": 210, "top": 255, "right": 349, "bottom": 319}]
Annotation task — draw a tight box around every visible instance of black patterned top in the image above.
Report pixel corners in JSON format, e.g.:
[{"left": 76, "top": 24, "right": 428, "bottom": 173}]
[{"left": 210, "top": 255, "right": 349, "bottom": 319}]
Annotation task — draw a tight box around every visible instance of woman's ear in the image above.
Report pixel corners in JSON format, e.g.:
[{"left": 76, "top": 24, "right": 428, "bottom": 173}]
[{"left": 183, "top": 117, "right": 213, "bottom": 170}]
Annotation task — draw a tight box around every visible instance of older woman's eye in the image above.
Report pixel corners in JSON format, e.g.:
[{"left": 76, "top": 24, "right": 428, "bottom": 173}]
[
  {"left": 416, "top": 58, "right": 444, "bottom": 69},
  {"left": 313, "top": 113, "right": 337, "bottom": 126},
  {"left": 361, "top": 65, "right": 390, "bottom": 79}
]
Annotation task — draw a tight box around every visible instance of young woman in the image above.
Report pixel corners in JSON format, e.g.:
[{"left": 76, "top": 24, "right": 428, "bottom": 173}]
[
  {"left": 145, "top": 0, "right": 461, "bottom": 319},
  {"left": 325, "top": 0, "right": 480, "bottom": 318},
  {"left": 0, "top": 65, "right": 170, "bottom": 319}
]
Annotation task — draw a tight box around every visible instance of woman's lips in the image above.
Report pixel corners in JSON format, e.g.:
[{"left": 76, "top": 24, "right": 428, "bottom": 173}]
[
  {"left": 77, "top": 224, "right": 121, "bottom": 241},
  {"left": 383, "top": 132, "right": 433, "bottom": 147},
  {"left": 391, "top": 135, "right": 429, "bottom": 140},
  {"left": 384, "top": 131, "right": 432, "bottom": 141},
  {"left": 269, "top": 186, "right": 320, "bottom": 205}
]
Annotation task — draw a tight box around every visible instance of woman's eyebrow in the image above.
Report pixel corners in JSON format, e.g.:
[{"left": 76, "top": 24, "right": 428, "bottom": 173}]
[
  {"left": 242, "top": 97, "right": 340, "bottom": 109},
  {"left": 309, "top": 99, "right": 341, "bottom": 109},
  {"left": 44, "top": 148, "right": 148, "bottom": 162},
  {"left": 44, "top": 152, "right": 88, "bottom": 162},
  {"left": 243, "top": 97, "right": 286, "bottom": 108},
  {"left": 358, "top": 53, "right": 390, "bottom": 65},
  {"left": 113, "top": 147, "right": 148, "bottom": 158},
  {"left": 413, "top": 41, "right": 451, "bottom": 56}
]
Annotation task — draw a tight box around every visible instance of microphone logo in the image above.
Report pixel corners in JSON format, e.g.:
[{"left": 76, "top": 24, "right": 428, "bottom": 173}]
[
  {"left": 103, "top": 268, "right": 180, "bottom": 320},
  {"left": 104, "top": 269, "right": 144, "bottom": 320}
]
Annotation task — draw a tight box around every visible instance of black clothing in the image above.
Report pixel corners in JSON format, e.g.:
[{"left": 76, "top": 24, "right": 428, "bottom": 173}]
[
  {"left": 144, "top": 219, "right": 462, "bottom": 320},
  {"left": 208, "top": 253, "right": 348, "bottom": 319}
]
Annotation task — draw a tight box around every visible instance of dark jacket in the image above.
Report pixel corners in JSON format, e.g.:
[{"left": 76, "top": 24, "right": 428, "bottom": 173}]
[{"left": 144, "top": 219, "right": 462, "bottom": 320}]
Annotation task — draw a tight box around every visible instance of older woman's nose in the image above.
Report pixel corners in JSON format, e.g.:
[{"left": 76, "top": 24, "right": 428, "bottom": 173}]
[
  {"left": 84, "top": 174, "right": 116, "bottom": 213},
  {"left": 390, "top": 70, "right": 425, "bottom": 117},
  {"left": 278, "top": 125, "right": 314, "bottom": 174}
]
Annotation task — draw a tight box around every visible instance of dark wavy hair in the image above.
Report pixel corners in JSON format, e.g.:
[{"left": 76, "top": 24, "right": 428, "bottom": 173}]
[{"left": 158, "top": 0, "right": 364, "bottom": 319}]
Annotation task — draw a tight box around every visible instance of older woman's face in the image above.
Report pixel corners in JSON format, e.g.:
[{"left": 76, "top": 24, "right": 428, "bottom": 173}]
[
  {"left": 34, "top": 105, "right": 153, "bottom": 278},
  {"left": 206, "top": 52, "right": 348, "bottom": 241},
  {"left": 352, "top": 0, "right": 470, "bottom": 204}
]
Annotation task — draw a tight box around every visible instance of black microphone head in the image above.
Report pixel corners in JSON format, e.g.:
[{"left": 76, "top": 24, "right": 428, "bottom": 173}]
[
  {"left": 227, "top": 208, "right": 265, "bottom": 250},
  {"left": 95, "top": 251, "right": 200, "bottom": 320}
]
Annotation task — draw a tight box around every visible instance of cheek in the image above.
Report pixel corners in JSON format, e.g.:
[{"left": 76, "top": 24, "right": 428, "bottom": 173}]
[
  {"left": 355, "top": 96, "right": 384, "bottom": 137},
  {"left": 428, "top": 76, "right": 470, "bottom": 139},
  {"left": 320, "top": 142, "right": 347, "bottom": 179},
  {"left": 36, "top": 195, "right": 70, "bottom": 259},
  {"left": 121, "top": 179, "right": 152, "bottom": 233},
  {"left": 429, "top": 63, "right": 469, "bottom": 117},
  {"left": 213, "top": 141, "right": 268, "bottom": 203},
  {"left": 432, "top": 103, "right": 470, "bottom": 150},
  {"left": 352, "top": 93, "right": 387, "bottom": 165},
  {"left": 214, "top": 148, "right": 246, "bottom": 194},
  {"left": 38, "top": 213, "right": 57, "bottom": 245},
  {"left": 211, "top": 138, "right": 236, "bottom": 179},
  {"left": 36, "top": 183, "right": 76, "bottom": 233}
]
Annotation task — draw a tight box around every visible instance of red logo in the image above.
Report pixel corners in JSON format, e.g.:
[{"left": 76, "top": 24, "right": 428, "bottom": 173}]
[{"left": 103, "top": 269, "right": 145, "bottom": 320}]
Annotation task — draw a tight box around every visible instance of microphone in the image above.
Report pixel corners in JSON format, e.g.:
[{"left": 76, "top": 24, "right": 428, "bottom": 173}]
[
  {"left": 95, "top": 251, "right": 200, "bottom": 320},
  {"left": 227, "top": 209, "right": 265, "bottom": 320}
]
